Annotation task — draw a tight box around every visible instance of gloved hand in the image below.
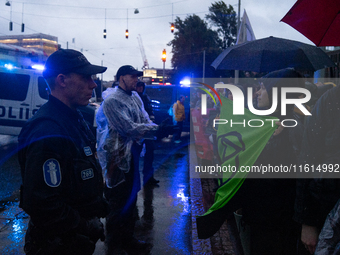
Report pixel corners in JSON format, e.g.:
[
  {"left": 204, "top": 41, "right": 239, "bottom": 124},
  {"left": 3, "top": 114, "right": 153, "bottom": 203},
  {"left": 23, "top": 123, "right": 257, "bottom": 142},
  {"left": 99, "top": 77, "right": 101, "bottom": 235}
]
[{"left": 87, "top": 217, "right": 105, "bottom": 242}]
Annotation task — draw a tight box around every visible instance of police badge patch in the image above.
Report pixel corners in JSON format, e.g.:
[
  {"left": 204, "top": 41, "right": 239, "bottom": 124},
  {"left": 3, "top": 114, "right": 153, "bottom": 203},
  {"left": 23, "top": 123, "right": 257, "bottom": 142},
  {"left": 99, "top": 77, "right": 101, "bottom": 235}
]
[
  {"left": 81, "top": 168, "right": 94, "bottom": 180},
  {"left": 43, "top": 159, "right": 62, "bottom": 187},
  {"left": 83, "top": 146, "right": 93, "bottom": 156}
]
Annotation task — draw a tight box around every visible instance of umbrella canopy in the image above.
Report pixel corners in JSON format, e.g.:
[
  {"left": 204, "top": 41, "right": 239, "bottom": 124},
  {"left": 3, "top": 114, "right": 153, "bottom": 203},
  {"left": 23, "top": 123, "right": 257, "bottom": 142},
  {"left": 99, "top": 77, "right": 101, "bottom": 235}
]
[
  {"left": 211, "top": 36, "right": 335, "bottom": 73},
  {"left": 281, "top": 0, "right": 340, "bottom": 47}
]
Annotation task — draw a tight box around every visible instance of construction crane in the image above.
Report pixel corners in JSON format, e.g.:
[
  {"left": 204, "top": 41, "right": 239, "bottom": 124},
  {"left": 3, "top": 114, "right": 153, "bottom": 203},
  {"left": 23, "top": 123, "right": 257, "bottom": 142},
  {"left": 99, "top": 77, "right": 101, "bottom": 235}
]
[{"left": 137, "top": 34, "right": 149, "bottom": 69}]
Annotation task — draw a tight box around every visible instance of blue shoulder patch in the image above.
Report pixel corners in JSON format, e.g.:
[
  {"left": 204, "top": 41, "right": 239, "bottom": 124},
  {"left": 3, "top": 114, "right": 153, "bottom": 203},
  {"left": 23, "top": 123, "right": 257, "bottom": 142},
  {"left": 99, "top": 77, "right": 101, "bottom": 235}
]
[{"left": 43, "top": 159, "right": 62, "bottom": 187}]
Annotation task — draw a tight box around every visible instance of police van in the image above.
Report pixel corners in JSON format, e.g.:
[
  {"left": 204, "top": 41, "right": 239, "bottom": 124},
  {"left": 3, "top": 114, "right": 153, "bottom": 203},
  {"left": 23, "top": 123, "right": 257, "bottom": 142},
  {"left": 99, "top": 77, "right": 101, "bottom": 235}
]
[
  {"left": 144, "top": 85, "right": 191, "bottom": 131},
  {"left": 0, "top": 66, "right": 97, "bottom": 136}
]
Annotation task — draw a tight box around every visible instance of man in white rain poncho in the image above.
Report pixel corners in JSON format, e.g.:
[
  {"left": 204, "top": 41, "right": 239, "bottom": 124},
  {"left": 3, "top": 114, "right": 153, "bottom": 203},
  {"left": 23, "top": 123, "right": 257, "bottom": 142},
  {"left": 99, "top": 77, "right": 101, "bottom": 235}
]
[{"left": 96, "top": 65, "right": 176, "bottom": 254}]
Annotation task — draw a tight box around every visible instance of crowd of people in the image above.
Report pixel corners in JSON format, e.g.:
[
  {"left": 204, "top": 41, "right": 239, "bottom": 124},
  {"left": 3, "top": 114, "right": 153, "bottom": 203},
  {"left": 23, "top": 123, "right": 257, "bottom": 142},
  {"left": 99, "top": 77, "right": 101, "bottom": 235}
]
[{"left": 196, "top": 69, "right": 339, "bottom": 255}]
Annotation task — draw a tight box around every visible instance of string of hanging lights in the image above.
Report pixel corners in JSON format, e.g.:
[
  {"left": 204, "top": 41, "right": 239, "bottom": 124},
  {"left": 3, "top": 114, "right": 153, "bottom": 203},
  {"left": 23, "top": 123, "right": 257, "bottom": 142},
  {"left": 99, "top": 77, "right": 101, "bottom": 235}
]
[
  {"left": 21, "top": 3, "right": 24, "bottom": 32},
  {"left": 4, "top": 1, "right": 177, "bottom": 36},
  {"left": 125, "top": 9, "right": 129, "bottom": 39},
  {"left": 103, "top": 8, "right": 107, "bottom": 38},
  {"left": 5, "top": 1, "right": 25, "bottom": 32},
  {"left": 101, "top": 6, "right": 175, "bottom": 39},
  {"left": 171, "top": 3, "right": 174, "bottom": 33}
]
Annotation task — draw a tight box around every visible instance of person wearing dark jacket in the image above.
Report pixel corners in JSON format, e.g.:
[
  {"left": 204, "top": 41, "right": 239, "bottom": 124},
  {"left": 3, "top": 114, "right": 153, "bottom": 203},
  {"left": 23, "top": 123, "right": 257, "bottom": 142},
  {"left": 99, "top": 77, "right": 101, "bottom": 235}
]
[
  {"left": 136, "top": 81, "right": 159, "bottom": 187},
  {"left": 18, "top": 49, "right": 108, "bottom": 255},
  {"left": 315, "top": 198, "right": 340, "bottom": 254},
  {"left": 136, "top": 81, "right": 155, "bottom": 122},
  {"left": 294, "top": 85, "right": 340, "bottom": 254},
  {"left": 237, "top": 68, "right": 304, "bottom": 255}
]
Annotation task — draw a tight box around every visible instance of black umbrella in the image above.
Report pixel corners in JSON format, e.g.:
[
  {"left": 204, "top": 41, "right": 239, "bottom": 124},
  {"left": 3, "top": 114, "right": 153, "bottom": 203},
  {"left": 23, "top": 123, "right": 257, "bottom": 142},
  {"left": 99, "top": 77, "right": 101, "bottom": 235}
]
[{"left": 211, "top": 36, "right": 335, "bottom": 73}]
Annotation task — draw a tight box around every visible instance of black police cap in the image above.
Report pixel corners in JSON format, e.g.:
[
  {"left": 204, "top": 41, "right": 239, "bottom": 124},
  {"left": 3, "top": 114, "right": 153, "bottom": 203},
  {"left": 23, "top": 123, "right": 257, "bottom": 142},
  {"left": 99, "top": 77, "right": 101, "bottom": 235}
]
[{"left": 43, "top": 49, "right": 107, "bottom": 78}]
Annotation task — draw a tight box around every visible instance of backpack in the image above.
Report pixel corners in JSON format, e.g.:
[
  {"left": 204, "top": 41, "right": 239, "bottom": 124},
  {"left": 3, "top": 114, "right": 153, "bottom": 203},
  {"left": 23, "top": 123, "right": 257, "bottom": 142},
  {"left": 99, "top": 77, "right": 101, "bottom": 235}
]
[{"left": 168, "top": 103, "right": 175, "bottom": 116}]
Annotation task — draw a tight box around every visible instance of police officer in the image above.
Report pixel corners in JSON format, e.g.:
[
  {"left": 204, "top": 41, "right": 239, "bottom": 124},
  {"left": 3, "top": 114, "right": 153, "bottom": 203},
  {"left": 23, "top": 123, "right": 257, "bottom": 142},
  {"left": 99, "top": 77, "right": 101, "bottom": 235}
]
[{"left": 18, "top": 49, "right": 108, "bottom": 255}]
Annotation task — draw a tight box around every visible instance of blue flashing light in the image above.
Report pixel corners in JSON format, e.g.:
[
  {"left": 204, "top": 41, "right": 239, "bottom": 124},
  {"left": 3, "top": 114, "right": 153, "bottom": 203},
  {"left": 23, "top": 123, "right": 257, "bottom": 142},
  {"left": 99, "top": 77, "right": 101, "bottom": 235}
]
[
  {"left": 151, "top": 100, "right": 160, "bottom": 104},
  {"left": 32, "top": 64, "right": 45, "bottom": 71},
  {"left": 180, "top": 77, "right": 191, "bottom": 87},
  {"left": 4, "top": 64, "right": 14, "bottom": 70}
]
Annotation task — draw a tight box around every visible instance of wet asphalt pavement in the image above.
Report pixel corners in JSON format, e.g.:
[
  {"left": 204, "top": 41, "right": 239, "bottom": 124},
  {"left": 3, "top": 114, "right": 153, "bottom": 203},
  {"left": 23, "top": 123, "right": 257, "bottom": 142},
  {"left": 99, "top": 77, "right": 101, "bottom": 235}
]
[{"left": 0, "top": 134, "right": 197, "bottom": 255}]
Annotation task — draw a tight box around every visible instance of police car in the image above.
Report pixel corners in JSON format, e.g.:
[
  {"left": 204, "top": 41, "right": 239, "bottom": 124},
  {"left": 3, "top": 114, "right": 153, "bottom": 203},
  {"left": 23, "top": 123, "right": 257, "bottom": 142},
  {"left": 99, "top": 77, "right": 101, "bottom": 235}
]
[{"left": 0, "top": 66, "right": 97, "bottom": 136}]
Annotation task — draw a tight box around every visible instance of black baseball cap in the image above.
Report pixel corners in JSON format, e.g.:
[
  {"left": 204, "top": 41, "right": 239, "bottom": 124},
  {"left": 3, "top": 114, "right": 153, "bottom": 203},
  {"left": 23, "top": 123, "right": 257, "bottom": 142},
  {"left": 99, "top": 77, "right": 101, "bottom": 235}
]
[
  {"left": 116, "top": 65, "right": 143, "bottom": 81},
  {"left": 43, "top": 49, "right": 107, "bottom": 78}
]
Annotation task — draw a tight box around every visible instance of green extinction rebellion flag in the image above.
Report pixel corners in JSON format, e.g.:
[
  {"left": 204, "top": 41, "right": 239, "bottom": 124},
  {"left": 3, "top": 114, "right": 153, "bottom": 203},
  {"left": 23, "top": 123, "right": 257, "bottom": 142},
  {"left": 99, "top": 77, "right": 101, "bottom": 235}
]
[{"left": 196, "top": 96, "right": 278, "bottom": 239}]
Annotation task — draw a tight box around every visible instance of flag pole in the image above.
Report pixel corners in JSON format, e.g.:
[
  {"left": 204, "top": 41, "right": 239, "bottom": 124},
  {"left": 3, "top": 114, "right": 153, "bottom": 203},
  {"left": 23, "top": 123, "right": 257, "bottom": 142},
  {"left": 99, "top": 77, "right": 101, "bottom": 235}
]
[
  {"left": 235, "top": 0, "right": 241, "bottom": 85},
  {"left": 203, "top": 50, "right": 205, "bottom": 83}
]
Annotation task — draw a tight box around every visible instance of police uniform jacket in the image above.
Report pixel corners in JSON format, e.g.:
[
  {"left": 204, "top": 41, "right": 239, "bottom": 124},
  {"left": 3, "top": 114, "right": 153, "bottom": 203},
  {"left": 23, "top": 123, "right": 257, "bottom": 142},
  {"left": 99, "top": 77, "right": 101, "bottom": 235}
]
[{"left": 18, "top": 95, "right": 107, "bottom": 238}]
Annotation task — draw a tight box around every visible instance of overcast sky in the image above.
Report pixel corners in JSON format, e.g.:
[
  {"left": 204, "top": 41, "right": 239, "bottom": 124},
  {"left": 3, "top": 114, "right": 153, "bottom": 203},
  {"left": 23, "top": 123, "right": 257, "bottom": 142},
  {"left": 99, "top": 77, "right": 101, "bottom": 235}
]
[{"left": 0, "top": 0, "right": 312, "bottom": 81}]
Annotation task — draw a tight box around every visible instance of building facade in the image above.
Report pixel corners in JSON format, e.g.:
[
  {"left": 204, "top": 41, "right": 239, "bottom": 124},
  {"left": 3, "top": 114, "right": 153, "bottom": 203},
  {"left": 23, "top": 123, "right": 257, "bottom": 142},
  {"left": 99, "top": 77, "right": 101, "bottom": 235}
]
[
  {"left": 0, "top": 33, "right": 58, "bottom": 57},
  {"left": 0, "top": 33, "right": 58, "bottom": 68}
]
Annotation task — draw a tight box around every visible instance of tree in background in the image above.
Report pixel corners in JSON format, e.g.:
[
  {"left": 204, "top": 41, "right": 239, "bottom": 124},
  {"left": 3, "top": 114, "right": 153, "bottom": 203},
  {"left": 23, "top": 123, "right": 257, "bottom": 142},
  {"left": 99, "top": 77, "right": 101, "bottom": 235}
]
[
  {"left": 206, "top": 1, "right": 237, "bottom": 49},
  {"left": 167, "top": 14, "right": 222, "bottom": 83}
]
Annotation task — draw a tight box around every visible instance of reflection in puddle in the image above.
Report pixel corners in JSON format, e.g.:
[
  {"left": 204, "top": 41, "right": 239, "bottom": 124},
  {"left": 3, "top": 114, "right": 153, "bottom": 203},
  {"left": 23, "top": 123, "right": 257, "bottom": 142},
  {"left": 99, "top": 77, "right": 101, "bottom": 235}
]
[
  {"left": 2, "top": 217, "right": 27, "bottom": 255},
  {"left": 11, "top": 218, "right": 25, "bottom": 242},
  {"left": 176, "top": 187, "right": 190, "bottom": 214},
  {"left": 0, "top": 202, "right": 27, "bottom": 254},
  {"left": 168, "top": 154, "right": 191, "bottom": 254}
]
